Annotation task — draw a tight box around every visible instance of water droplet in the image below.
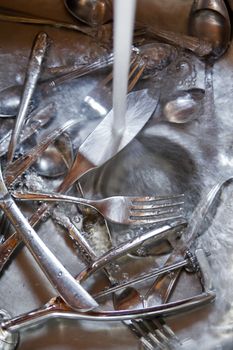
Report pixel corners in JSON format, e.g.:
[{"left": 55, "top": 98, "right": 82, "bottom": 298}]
[{"left": 163, "top": 88, "right": 205, "bottom": 123}]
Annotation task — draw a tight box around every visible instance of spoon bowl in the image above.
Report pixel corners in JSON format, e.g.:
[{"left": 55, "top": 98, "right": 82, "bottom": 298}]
[
  {"left": 64, "top": 0, "right": 113, "bottom": 27},
  {"left": 33, "top": 133, "right": 73, "bottom": 178},
  {"left": 189, "top": 0, "right": 231, "bottom": 59},
  {"left": 162, "top": 88, "right": 205, "bottom": 124}
]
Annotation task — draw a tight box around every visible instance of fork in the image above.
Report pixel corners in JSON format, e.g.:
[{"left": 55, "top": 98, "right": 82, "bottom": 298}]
[
  {"left": 0, "top": 89, "right": 158, "bottom": 274},
  {"left": 73, "top": 205, "right": 183, "bottom": 350},
  {"left": 126, "top": 177, "right": 233, "bottom": 349},
  {"left": 128, "top": 318, "right": 181, "bottom": 350},
  {"left": 13, "top": 192, "right": 185, "bottom": 225},
  {"left": 38, "top": 196, "right": 184, "bottom": 349}
]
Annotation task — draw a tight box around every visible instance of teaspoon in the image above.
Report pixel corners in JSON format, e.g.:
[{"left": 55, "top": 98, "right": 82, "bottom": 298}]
[
  {"left": 33, "top": 133, "right": 73, "bottom": 178},
  {"left": 162, "top": 88, "right": 205, "bottom": 124}
]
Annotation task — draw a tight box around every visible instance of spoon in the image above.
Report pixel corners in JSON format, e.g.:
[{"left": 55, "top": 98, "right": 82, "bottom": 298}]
[
  {"left": 0, "top": 103, "right": 56, "bottom": 158},
  {"left": 162, "top": 88, "right": 205, "bottom": 124},
  {"left": 189, "top": 0, "right": 231, "bottom": 60},
  {"left": 64, "top": 0, "right": 113, "bottom": 27},
  {"left": 33, "top": 133, "right": 74, "bottom": 178}
]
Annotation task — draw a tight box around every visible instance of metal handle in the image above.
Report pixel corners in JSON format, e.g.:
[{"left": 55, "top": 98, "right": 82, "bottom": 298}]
[
  {"left": 7, "top": 32, "right": 48, "bottom": 162},
  {"left": 1, "top": 290, "right": 215, "bottom": 333},
  {"left": 0, "top": 13, "right": 95, "bottom": 36},
  {"left": 1, "top": 196, "right": 98, "bottom": 312}
]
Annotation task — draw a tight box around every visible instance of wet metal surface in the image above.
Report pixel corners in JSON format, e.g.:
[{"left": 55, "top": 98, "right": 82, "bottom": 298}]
[{"left": 0, "top": 0, "right": 233, "bottom": 349}]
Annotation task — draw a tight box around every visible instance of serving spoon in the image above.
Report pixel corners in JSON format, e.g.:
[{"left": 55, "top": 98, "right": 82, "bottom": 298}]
[
  {"left": 64, "top": 0, "right": 113, "bottom": 27},
  {"left": 189, "top": 0, "right": 231, "bottom": 60}
]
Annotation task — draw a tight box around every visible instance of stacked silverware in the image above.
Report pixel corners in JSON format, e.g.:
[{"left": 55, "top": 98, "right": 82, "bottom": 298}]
[{"left": 0, "top": 0, "right": 231, "bottom": 349}]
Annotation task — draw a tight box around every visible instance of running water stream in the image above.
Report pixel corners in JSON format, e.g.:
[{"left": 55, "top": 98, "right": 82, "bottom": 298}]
[{"left": 112, "top": 0, "right": 136, "bottom": 135}]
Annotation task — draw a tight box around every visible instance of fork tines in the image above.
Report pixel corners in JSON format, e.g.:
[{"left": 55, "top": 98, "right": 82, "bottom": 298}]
[
  {"left": 130, "top": 318, "right": 181, "bottom": 350},
  {"left": 129, "top": 194, "right": 185, "bottom": 224}
]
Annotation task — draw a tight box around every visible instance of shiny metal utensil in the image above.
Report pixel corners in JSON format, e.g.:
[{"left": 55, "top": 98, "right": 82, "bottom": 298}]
[
  {"left": 0, "top": 8, "right": 213, "bottom": 58},
  {"left": 114, "top": 291, "right": 181, "bottom": 350},
  {"left": 189, "top": 0, "right": 231, "bottom": 59},
  {"left": 0, "top": 163, "right": 97, "bottom": 312},
  {"left": 14, "top": 192, "right": 185, "bottom": 225},
  {"left": 7, "top": 32, "right": 49, "bottom": 163},
  {"left": 0, "top": 105, "right": 62, "bottom": 244},
  {"left": 33, "top": 144, "right": 67, "bottom": 178},
  {"left": 64, "top": 0, "right": 113, "bottom": 27},
  {"left": 0, "top": 12, "right": 95, "bottom": 37},
  {"left": 0, "top": 247, "right": 215, "bottom": 333},
  {"left": 138, "top": 24, "right": 213, "bottom": 58},
  {"left": 45, "top": 52, "right": 114, "bottom": 78},
  {"left": 134, "top": 175, "right": 233, "bottom": 322},
  {"left": 0, "top": 10, "right": 123, "bottom": 51},
  {"left": 0, "top": 53, "right": 114, "bottom": 117},
  {"left": 0, "top": 45, "right": 143, "bottom": 119},
  {"left": 74, "top": 221, "right": 187, "bottom": 283},
  {"left": 0, "top": 113, "right": 15, "bottom": 118},
  {"left": 0, "top": 309, "right": 19, "bottom": 350},
  {"left": 41, "top": 52, "right": 114, "bottom": 92},
  {"left": 58, "top": 89, "right": 158, "bottom": 193},
  {"left": 0, "top": 103, "right": 57, "bottom": 247},
  {"left": 4, "top": 119, "right": 78, "bottom": 185},
  {"left": 0, "top": 89, "right": 158, "bottom": 274},
  {"left": 0, "top": 103, "right": 56, "bottom": 158},
  {"left": 0, "top": 119, "right": 78, "bottom": 270},
  {"left": 0, "top": 221, "right": 185, "bottom": 337},
  {"left": 0, "top": 45, "right": 144, "bottom": 119},
  {"left": 80, "top": 55, "right": 145, "bottom": 119},
  {"left": 162, "top": 88, "right": 205, "bottom": 124},
  {"left": 92, "top": 176, "right": 228, "bottom": 334},
  {"left": 33, "top": 133, "right": 73, "bottom": 178},
  {"left": 75, "top": 176, "right": 233, "bottom": 298},
  {"left": 81, "top": 43, "right": 176, "bottom": 119},
  {"left": 58, "top": 206, "right": 182, "bottom": 349}
]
